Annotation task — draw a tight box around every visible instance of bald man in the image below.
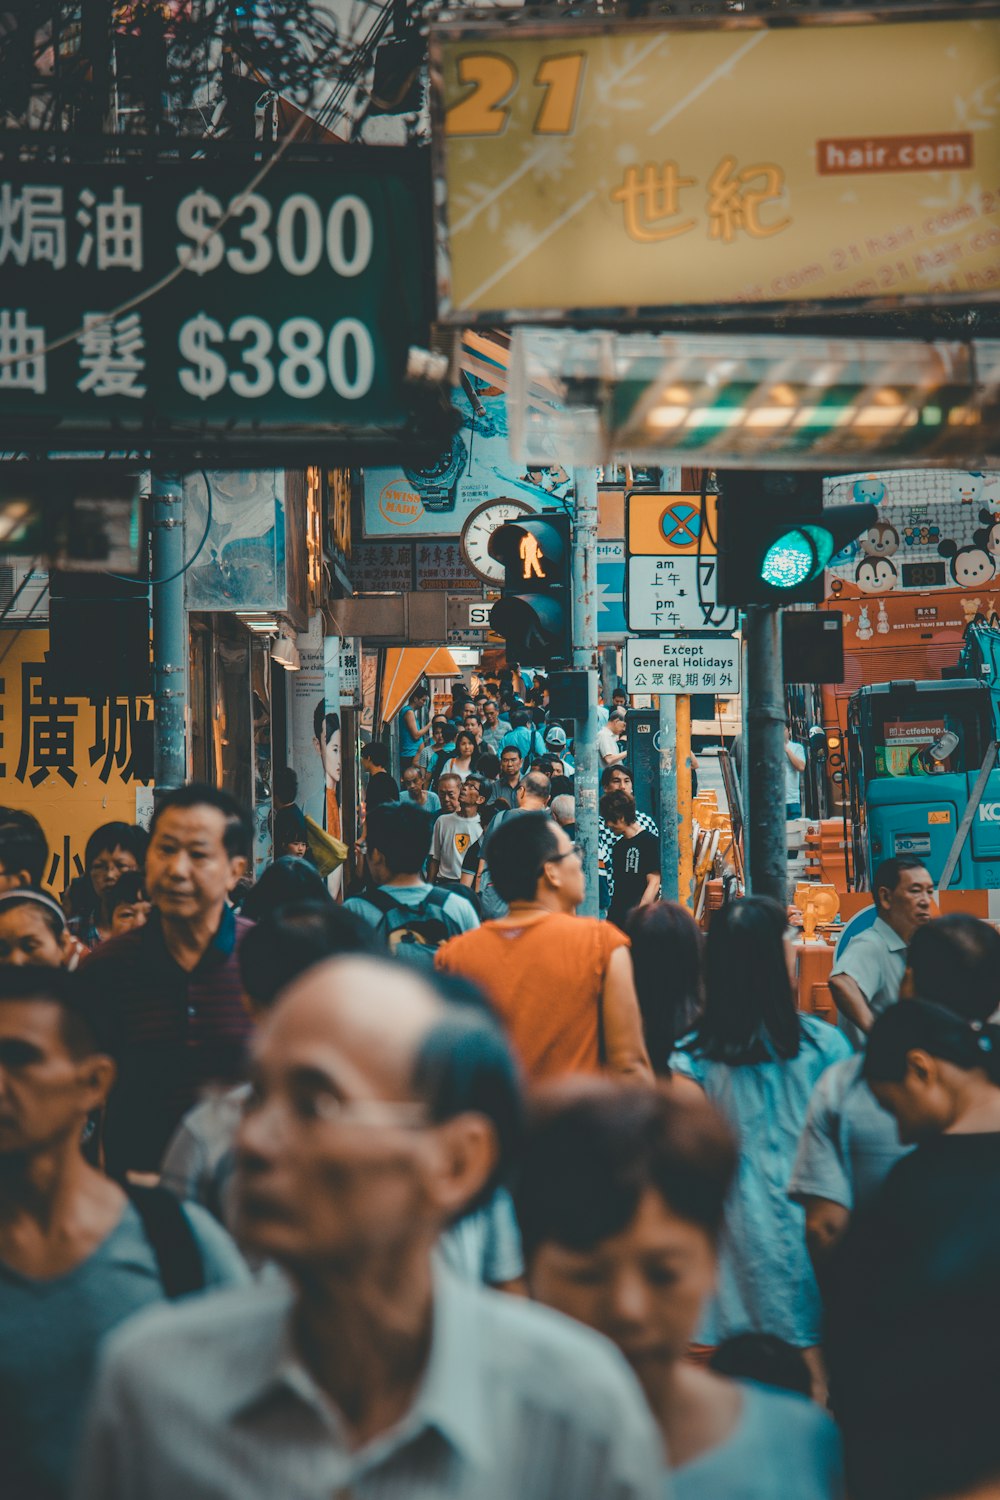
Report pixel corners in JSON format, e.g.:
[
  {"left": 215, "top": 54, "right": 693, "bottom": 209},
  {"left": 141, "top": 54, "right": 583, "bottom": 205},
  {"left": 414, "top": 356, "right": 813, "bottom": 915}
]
[{"left": 77, "top": 957, "right": 664, "bottom": 1500}]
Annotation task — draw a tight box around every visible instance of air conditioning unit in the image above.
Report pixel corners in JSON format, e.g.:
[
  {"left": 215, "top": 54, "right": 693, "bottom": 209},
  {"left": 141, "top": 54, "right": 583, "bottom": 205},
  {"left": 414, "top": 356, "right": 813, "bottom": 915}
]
[{"left": 0, "top": 563, "right": 49, "bottom": 621}]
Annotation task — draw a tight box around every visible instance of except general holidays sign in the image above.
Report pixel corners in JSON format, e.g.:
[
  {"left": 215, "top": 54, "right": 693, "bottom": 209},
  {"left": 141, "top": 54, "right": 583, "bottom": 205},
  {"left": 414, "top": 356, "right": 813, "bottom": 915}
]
[
  {"left": 625, "top": 637, "right": 740, "bottom": 697},
  {"left": 432, "top": 9, "right": 1000, "bottom": 320},
  {"left": 0, "top": 152, "right": 432, "bottom": 454}
]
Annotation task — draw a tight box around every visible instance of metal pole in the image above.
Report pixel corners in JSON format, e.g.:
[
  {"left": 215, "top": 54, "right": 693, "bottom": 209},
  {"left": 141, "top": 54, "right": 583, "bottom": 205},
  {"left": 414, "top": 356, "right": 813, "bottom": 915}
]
[
  {"left": 572, "top": 468, "right": 600, "bottom": 918},
  {"left": 658, "top": 693, "right": 679, "bottom": 901},
  {"left": 151, "top": 473, "right": 188, "bottom": 797},
  {"left": 744, "top": 604, "right": 788, "bottom": 902},
  {"left": 677, "top": 693, "right": 694, "bottom": 907}
]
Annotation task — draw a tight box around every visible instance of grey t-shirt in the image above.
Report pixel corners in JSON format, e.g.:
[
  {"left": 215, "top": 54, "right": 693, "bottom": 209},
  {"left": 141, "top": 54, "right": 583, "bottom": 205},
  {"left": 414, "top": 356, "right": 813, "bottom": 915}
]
[
  {"left": 430, "top": 812, "right": 483, "bottom": 883},
  {"left": 0, "top": 1197, "right": 247, "bottom": 1497},
  {"left": 672, "top": 1381, "right": 843, "bottom": 1500},
  {"left": 788, "top": 1053, "right": 910, "bottom": 1213}
]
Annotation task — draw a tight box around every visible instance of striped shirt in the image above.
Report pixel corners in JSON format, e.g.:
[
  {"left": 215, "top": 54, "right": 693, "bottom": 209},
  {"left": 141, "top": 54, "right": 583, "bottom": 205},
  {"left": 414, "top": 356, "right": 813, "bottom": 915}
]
[
  {"left": 75, "top": 1262, "right": 666, "bottom": 1500},
  {"left": 80, "top": 905, "right": 253, "bottom": 1177}
]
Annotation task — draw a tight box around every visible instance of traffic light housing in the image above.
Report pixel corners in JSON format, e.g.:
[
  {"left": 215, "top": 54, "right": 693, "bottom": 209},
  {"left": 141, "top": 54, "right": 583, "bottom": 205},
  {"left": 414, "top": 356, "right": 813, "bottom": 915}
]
[
  {"left": 488, "top": 513, "right": 573, "bottom": 668},
  {"left": 716, "top": 471, "right": 879, "bottom": 605}
]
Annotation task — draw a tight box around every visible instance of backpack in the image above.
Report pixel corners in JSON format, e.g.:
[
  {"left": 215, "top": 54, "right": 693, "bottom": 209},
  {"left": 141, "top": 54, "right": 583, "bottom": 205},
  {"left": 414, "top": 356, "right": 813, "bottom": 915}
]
[
  {"left": 366, "top": 886, "right": 463, "bottom": 971},
  {"left": 125, "top": 1184, "right": 206, "bottom": 1299}
]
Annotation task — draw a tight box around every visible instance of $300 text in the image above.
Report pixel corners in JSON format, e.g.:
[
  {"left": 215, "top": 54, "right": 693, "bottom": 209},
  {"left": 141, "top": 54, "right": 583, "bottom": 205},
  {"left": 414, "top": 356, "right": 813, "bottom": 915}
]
[
  {"left": 178, "top": 314, "right": 375, "bottom": 402},
  {"left": 175, "top": 189, "right": 373, "bottom": 278}
]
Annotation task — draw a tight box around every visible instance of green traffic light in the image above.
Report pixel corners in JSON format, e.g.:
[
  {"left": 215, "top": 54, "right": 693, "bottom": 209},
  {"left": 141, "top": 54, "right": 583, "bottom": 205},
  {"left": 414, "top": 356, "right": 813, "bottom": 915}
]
[{"left": 760, "top": 524, "right": 835, "bottom": 589}]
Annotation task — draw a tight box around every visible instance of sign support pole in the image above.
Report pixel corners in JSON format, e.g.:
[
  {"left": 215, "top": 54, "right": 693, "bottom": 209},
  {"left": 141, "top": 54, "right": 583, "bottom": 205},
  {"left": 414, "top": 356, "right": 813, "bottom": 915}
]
[
  {"left": 659, "top": 693, "right": 679, "bottom": 902},
  {"left": 572, "top": 469, "right": 600, "bottom": 918},
  {"left": 151, "top": 473, "right": 188, "bottom": 799},
  {"left": 677, "top": 694, "right": 694, "bottom": 906},
  {"left": 745, "top": 604, "right": 787, "bottom": 903}
]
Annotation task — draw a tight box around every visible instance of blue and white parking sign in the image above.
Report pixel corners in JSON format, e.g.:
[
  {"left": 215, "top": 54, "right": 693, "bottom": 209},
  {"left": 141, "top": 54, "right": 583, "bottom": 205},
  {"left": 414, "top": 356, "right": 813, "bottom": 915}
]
[{"left": 597, "top": 541, "right": 627, "bottom": 641}]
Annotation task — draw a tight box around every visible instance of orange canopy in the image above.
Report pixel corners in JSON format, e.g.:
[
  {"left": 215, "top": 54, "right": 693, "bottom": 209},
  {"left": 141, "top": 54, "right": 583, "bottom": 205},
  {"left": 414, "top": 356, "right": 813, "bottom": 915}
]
[{"left": 381, "top": 647, "right": 460, "bottom": 724}]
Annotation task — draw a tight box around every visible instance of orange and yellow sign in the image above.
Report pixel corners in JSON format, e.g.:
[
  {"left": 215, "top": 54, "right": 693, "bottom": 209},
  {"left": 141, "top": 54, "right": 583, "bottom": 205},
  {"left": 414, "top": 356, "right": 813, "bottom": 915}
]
[
  {"left": 627, "top": 493, "right": 719, "bottom": 557},
  {"left": 433, "top": 13, "right": 1000, "bottom": 318},
  {"left": 0, "top": 629, "right": 151, "bottom": 896}
]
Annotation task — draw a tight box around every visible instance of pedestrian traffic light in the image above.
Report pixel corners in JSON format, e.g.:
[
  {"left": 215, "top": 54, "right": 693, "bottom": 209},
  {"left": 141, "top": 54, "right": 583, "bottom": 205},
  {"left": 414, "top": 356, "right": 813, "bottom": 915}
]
[
  {"left": 488, "top": 513, "right": 573, "bottom": 668},
  {"left": 716, "top": 471, "right": 879, "bottom": 605}
]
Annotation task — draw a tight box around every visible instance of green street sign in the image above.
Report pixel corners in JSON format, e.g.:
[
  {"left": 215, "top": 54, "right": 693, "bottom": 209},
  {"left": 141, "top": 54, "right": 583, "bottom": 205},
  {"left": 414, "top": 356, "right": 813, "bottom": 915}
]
[{"left": 0, "top": 151, "right": 433, "bottom": 457}]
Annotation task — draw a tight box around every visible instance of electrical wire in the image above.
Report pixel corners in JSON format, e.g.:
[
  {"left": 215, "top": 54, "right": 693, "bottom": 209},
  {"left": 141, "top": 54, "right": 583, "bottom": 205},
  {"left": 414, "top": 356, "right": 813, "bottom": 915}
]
[{"left": 105, "top": 469, "right": 214, "bottom": 586}]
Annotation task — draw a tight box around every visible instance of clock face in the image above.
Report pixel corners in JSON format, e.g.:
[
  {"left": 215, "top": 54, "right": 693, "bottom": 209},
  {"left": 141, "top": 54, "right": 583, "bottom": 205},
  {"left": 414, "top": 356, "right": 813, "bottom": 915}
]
[{"left": 460, "top": 499, "right": 535, "bottom": 584}]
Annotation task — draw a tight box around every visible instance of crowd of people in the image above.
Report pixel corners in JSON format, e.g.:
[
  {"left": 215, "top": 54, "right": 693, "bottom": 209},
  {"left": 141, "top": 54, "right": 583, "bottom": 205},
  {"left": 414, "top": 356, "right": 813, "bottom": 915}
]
[{"left": 1, "top": 726, "right": 998, "bottom": 1499}]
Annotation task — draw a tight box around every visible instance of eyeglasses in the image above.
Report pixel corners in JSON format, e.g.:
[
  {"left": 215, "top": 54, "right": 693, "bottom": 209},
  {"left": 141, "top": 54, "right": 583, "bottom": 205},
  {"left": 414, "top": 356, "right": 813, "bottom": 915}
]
[
  {"left": 244, "top": 1089, "right": 430, "bottom": 1131},
  {"left": 538, "top": 842, "right": 583, "bottom": 877}
]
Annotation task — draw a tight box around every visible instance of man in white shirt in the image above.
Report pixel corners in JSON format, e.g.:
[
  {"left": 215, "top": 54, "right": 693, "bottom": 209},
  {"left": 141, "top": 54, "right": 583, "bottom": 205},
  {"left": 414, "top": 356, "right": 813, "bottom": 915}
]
[
  {"left": 76, "top": 957, "right": 665, "bottom": 1500},
  {"left": 828, "top": 855, "right": 934, "bottom": 1034},
  {"left": 597, "top": 708, "right": 628, "bottom": 768},
  {"left": 784, "top": 725, "right": 807, "bottom": 818},
  {"left": 428, "top": 775, "right": 485, "bottom": 889}
]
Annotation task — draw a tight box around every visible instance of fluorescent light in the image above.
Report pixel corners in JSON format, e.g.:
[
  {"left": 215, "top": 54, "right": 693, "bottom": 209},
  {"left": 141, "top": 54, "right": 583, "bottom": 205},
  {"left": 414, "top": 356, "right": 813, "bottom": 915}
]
[{"left": 852, "top": 407, "right": 918, "bottom": 427}]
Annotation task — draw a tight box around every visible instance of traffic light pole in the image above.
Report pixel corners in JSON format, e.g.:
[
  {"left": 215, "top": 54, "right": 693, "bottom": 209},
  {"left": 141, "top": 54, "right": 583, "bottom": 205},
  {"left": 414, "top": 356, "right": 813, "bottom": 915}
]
[
  {"left": 572, "top": 469, "right": 600, "bottom": 918},
  {"left": 744, "top": 604, "right": 788, "bottom": 903},
  {"left": 151, "top": 473, "right": 188, "bottom": 798},
  {"left": 658, "top": 694, "right": 679, "bottom": 902}
]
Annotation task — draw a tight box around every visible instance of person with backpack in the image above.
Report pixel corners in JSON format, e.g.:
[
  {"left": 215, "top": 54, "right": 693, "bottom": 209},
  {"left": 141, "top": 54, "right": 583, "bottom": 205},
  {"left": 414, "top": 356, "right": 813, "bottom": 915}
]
[
  {"left": 0, "top": 966, "right": 247, "bottom": 1500},
  {"left": 345, "top": 800, "right": 479, "bottom": 968}
]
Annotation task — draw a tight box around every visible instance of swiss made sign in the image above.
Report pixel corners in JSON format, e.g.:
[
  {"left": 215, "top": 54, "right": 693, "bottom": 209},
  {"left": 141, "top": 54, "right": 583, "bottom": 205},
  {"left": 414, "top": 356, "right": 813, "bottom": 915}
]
[{"left": 0, "top": 153, "right": 431, "bottom": 453}]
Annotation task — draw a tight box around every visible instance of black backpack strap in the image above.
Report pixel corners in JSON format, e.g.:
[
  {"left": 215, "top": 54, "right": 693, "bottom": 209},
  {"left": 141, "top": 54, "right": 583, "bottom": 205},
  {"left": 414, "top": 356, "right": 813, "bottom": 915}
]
[
  {"left": 126, "top": 1184, "right": 206, "bottom": 1300},
  {"left": 367, "top": 885, "right": 452, "bottom": 920},
  {"left": 364, "top": 887, "right": 399, "bottom": 918}
]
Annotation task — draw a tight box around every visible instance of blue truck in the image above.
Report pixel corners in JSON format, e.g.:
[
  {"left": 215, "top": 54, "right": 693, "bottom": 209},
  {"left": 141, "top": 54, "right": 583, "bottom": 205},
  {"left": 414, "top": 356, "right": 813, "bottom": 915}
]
[{"left": 847, "top": 622, "right": 1000, "bottom": 891}]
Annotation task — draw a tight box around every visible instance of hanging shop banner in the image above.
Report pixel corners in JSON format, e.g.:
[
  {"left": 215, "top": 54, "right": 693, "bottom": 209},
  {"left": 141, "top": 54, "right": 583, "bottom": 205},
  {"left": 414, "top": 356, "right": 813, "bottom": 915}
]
[
  {"left": 431, "top": 10, "right": 1000, "bottom": 320},
  {"left": 183, "top": 470, "right": 287, "bottom": 611},
  {"left": 0, "top": 152, "right": 432, "bottom": 455},
  {"left": 363, "top": 375, "right": 573, "bottom": 538},
  {"left": 824, "top": 469, "right": 1000, "bottom": 604},
  {"left": 0, "top": 628, "right": 152, "bottom": 897}
]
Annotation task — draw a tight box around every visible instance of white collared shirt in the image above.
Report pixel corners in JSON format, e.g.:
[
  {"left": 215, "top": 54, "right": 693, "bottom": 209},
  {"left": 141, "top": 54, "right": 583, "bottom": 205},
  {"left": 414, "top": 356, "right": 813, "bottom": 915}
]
[
  {"left": 75, "top": 1262, "right": 665, "bottom": 1500},
  {"left": 830, "top": 916, "right": 908, "bottom": 1019}
]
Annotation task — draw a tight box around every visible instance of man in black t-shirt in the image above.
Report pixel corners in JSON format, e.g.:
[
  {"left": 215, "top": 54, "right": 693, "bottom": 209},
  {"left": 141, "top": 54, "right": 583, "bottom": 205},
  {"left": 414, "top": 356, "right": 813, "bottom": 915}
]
[
  {"left": 361, "top": 742, "right": 400, "bottom": 811},
  {"left": 600, "top": 790, "right": 660, "bottom": 931}
]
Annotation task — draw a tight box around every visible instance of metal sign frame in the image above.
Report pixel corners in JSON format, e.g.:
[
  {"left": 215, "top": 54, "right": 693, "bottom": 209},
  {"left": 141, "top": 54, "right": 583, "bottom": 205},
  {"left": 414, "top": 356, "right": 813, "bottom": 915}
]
[{"left": 429, "top": 1, "right": 1000, "bottom": 329}]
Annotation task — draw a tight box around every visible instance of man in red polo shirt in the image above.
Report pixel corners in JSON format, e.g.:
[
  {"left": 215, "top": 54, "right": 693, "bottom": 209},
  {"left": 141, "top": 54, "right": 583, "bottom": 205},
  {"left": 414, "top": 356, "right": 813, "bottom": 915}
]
[{"left": 81, "top": 784, "right": 253, "bottom": 1179}]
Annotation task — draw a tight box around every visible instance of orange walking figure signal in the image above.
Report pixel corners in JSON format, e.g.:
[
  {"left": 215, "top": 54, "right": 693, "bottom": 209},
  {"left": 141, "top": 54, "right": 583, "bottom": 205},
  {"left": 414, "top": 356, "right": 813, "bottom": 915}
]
[{"left": 520, "top": 532, "right": 546, "bottom": 579}]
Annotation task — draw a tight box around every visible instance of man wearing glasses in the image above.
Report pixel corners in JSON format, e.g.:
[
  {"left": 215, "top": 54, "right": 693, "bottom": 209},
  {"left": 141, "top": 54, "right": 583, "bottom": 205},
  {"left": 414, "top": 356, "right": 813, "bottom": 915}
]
[
  {"left": 437, "top": 813, "right": 652, "bottom": 1086},
  {"left": 76, "top": 956, "right": 663, "bottom": 1500}
]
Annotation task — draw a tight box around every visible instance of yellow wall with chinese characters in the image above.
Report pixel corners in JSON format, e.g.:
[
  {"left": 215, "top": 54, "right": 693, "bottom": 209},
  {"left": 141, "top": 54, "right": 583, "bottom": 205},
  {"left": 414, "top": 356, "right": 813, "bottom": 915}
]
[
  {"left": 0, "top": 630, "right": 151, "bottom": 896},
  {"left": 437, "top": 17, "right": 1000, "bottom": 314}
]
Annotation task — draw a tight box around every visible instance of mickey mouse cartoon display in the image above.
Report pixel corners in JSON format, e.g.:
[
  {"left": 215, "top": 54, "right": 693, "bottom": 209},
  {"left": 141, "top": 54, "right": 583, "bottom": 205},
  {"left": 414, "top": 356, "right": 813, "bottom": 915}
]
[
  {"left": 973, "top": 509, "right": 1000, "bottom": 560},
  {"left": 938, "top": 537, "right": 996, "bottom": 586}
]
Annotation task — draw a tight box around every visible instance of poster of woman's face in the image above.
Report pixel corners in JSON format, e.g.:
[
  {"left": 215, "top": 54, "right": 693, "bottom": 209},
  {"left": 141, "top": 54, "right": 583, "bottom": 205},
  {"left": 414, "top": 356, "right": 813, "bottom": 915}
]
[{"left": 313, "top": 705, "right": 342, "bottom": 788}]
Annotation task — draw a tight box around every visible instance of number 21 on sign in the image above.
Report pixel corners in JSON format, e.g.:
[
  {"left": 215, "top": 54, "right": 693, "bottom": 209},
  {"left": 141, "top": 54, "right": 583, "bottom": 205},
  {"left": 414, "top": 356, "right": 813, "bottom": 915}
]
[{"left": 445, "top": 52, "right": 585, "bottom": 137}]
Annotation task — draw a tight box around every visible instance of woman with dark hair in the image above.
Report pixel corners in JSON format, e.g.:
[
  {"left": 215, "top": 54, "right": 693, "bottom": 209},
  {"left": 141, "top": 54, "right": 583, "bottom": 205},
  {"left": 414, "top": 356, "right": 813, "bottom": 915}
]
[
  {"left": 440, "top": 727, "right": 479, "bottom": 782},
  {"left": 829, "top": 1001, "right": 1000, "bottom": 1500},
  {"left": 399, "top": 684, "right": 431, "bottom": 771},
  {"left": 519, "top": 1082, "right": 843, "bottom": 1498},
  {"left": 625, "top": 900, "right": 704, "bottom": 1076},
  {"left": 240, "top": 856, "right": 333, "bottom": 922},
  {"left": 75, "top": 821, "right": 148, "bottom": 947},
  {"left": 674, "top": 896, "right": 850, "bottom": 1375}
]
